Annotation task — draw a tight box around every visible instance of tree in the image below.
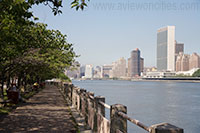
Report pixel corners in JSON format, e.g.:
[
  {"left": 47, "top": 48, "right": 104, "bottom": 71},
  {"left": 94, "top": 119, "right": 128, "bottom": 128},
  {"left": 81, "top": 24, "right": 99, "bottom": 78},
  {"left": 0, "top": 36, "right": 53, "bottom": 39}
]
[
  {"left": 27, "top": 0, "right": 90, "bottom": 15},
  {"left": 0, "top": 0, "right": 77, "bottom": 98},
  {"left": 0, "top": 0, "right": 34, "bottom": 96},
  {"left": 192, "top": 69, "right": 200, "bottom": 77}
]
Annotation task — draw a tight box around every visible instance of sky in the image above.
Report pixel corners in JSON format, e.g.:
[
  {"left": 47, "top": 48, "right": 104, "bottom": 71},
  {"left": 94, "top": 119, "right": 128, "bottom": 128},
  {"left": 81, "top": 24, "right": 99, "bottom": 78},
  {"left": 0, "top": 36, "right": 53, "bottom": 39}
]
[{"left": 31, "top": 0, "right": 200, "bottom": 67}]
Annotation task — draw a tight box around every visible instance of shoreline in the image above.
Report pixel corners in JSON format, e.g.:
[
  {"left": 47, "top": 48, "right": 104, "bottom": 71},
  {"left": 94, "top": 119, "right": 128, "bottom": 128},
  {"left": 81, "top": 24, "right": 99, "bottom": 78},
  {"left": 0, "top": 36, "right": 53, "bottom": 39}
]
[
  {"left": 133, "top": 79, "right": 200, "bottom": 83},
  {"left": 74, "top": 77, "right": 200, "bottom": 83}
]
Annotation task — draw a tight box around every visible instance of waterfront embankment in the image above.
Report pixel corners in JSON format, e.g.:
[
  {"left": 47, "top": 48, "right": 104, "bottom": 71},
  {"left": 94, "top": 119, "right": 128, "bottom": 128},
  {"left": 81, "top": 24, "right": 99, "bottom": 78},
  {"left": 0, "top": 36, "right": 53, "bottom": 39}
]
[{"left": 76, "top": 77, "right": 200, "bottom": 83}]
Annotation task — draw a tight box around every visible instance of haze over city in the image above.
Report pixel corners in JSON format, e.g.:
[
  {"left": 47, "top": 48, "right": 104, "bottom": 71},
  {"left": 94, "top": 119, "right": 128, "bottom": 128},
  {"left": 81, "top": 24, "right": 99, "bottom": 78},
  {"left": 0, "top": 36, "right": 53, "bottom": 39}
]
[{"left": 32, "top": 0, "right": 200, "bottom": 67}]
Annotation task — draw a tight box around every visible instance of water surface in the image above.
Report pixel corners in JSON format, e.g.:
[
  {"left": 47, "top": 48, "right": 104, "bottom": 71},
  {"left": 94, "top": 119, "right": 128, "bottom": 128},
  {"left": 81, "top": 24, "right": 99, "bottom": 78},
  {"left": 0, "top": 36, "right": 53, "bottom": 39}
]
[{"left": 72, "top": 80, "right": 200, "bottom": 133}]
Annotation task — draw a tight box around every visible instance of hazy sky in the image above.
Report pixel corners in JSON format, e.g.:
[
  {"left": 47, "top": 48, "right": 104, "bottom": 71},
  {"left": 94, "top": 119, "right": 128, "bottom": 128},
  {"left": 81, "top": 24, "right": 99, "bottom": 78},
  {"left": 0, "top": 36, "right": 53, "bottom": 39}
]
[{"left": 31, "top": 0, "right": 200, "bottom": 67}]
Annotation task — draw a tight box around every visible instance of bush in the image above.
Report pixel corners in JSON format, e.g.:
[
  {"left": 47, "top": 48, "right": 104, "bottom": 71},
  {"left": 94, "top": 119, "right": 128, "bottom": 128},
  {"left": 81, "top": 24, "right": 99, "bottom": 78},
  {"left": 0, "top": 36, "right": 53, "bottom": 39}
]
[{"left": 192, "top": 69, "right": 200, "bottom": 77}]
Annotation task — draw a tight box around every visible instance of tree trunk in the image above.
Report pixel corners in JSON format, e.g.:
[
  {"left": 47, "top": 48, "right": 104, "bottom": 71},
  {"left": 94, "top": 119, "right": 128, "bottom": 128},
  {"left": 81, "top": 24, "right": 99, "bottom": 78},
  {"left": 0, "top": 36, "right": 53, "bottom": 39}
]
[
  {"left": 6, "top": 74, "right": 10, "bottom": 89},
  {"left": 24, "top": 78, "right": 27, "bottom": 92},
  {"left": 1, "top": 76, "right": 5, "bottom": 99}
]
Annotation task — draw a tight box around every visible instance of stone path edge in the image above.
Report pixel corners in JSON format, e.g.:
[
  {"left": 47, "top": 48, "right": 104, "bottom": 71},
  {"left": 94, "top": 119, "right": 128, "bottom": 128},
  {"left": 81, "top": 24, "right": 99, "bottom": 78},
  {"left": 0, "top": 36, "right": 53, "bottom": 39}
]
[{"left": 58, "top": 87, "right": 92, "bottom": 133}]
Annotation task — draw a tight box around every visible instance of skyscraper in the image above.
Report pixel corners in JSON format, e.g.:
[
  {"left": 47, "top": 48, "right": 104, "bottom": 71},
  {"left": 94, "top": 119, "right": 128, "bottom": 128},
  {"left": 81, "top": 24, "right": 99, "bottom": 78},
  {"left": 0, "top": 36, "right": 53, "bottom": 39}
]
[
  {"left": 110, "top": 57, "right": 126, "bottom": 78},
  {"left": 181, "top": 54, "right": 190, "bottom": 71},
  {"left": 175, "top": 41, "right": 184, "bottom": 65},
  {"left": 93, "top": 66, "right": 102, "bottom": 78},
  {"left": 129, "top": 48, "right": 142, "bottom": 77},
  {"left": 80, "top": 65, "right": 86, "bottom": 78},
  {"left": 176, "top": 53, "right": 183, "bottom": 72},
  {"left": 85, "top": 65, "right": 93, "bottom": 78},
  {"left": 175, "top": 41, "right": 184, "bottom": 54},
  {"left": 157, "top": 26, "right": 175, "bottom": 71},
  {"left": 140, "top": 58, "right": 144, "bottom": 73},
  {"left": 127, "top": 58, "right": 131, "bottom": 77},
  {"left": 102, "top": 65, "right": 113, "bottom": 78},
  {"left": 189, "top": 53, "right": 200, "bottom": 70},
  {"left": 176, "top": 52, "right": 190, "bottom": 71}
]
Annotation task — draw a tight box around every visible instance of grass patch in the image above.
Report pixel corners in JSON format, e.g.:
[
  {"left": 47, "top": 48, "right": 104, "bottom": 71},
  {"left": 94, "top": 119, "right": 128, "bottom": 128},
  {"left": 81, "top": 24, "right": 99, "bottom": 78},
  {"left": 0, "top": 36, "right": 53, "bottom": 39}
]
[{"left": 21, "top": 91, "right": 37, "bottom": 99}]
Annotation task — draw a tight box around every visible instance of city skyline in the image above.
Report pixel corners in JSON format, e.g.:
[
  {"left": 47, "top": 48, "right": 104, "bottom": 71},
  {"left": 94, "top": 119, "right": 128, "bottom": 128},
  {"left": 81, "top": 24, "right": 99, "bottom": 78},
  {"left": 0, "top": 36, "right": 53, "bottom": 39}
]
[
  {"left": 64, "top": 25, "right": 199, "bottom": 71},
  {"left": 66, "top": 42, "right": 199, "bottom": 78},
  {"left": 67, "top": 24, "right": 200, "bottom": 78},
  {"left": 69, "top": 25, "right": 199, "bottom": 69},
  {"left": 31, "top": 0, "right": 200, "bottom": 67}
]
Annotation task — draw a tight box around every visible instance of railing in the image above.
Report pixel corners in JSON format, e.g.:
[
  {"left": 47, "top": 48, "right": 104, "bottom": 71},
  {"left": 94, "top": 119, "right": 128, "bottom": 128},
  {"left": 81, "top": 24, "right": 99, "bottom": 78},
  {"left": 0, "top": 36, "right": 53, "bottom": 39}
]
[
  {"left": 117, "top": 112, "right": 150, "bottom": 132},
  {"left": 48, "top": 81, "right": 184, "bottom": 133}
]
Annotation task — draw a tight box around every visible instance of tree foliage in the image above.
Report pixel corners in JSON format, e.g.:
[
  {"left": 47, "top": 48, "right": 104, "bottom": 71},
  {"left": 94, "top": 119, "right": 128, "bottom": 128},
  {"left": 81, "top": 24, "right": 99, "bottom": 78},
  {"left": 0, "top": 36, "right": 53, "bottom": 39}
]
[
  {"left": 0, "top": 0, "right": 77, "bottom": 97},
  {"left": 27, "top": 0, "right": 90, "bottom": 15},
  {"left": 192, "top": 69, "right": 200, "bottom": 77}
]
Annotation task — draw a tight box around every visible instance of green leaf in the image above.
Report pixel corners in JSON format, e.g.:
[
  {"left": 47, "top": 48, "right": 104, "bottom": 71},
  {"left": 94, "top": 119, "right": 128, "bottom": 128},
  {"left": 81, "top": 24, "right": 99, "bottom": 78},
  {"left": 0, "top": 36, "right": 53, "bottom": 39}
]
[
  {"left": 80, "top": 5, "right": 84, "bottom": 10},
  {"left": 82, "top": 3, "right": 87, "bottom": 7},
  {"left": 34, "top": 17, "right": 39, "bottom": 21},
  {"left": 71, "top": 2, "right": 79, "bottom": 8},
  {"left": 76, "top": 6, "right": 79, "bottom": 10}
]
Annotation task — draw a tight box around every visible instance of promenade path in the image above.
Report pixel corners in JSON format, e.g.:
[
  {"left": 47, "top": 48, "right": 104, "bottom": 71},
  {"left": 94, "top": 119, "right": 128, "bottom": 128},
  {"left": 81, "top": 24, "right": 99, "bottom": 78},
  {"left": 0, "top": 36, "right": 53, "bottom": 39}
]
[{"left": 0, "top": 85, "right": 77, "bottom": 133}]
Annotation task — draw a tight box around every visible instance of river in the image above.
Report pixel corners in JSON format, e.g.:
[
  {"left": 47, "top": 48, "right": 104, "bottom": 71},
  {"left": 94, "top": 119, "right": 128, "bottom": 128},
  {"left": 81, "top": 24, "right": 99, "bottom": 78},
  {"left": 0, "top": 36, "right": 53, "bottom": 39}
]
[{"left": 72, "top": 80, "right": 200, "bottom": 133}]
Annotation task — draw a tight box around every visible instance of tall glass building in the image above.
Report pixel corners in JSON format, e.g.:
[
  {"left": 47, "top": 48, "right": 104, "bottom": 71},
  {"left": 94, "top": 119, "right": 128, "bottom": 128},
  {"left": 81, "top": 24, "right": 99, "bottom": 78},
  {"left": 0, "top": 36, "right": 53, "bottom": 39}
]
[{"left": 157, "top": 26, "right": 175, "bottom": 71}]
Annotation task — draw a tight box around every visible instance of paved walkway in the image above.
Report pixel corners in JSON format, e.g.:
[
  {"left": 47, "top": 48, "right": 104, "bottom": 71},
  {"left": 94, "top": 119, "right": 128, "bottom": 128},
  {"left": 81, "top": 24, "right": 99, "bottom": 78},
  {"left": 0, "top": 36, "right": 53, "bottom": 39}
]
[{"left": 0, "top": 85, "right": 77, "bottom": 133}]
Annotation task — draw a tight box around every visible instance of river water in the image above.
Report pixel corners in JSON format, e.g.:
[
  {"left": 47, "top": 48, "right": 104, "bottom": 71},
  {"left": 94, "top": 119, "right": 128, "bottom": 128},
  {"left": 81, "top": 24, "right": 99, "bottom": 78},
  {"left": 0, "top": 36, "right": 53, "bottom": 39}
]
[{"left": 72, "top": 80, "right": 200, "bottom": 133}]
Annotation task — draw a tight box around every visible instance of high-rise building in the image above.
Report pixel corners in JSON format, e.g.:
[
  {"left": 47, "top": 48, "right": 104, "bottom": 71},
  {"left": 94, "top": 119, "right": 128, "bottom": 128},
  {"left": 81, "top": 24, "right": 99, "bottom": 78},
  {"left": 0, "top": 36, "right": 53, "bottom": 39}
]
[
  {"left": 157, "top": 26, "right": 175, "bottom": 71},
  {"left": 93, "top": 66, "right": 102, "bottom": 78},
  {"left": 176, "top": 52, "right": 200, "bottom": 72},
  {"left": 175, "top": 41, "right": 184, "bottom": 54},
  {"left": 176, "top": 53, "right": 183, "bottom": 72},
  {"left": 175, "top": 41, "right": 184, "bottom": 64},
  {"left": 189, "top": 53, "right": 200, "bottom": 70},
  {"left": 85, "top": 65, "right": 93, "bottom": 78},
  {"left": 131, "top": 48, "right": 140, "bottom": 76},
  {"left": 110, "top": 57, "right": 126, "bottom": 78},
  {"left": 176, "top": 53, "right": 190, "bottom": 71},
  {"left": 128, "top": 48, "right": 143, "bottom": 77},
  {"left": 181, "top": 54, "right": 190, "bottom": 71},
  {"left": 80, "top": 65, "right": 86, "bottom": 78},
  {"left": 102, "top": 65, "right": 113, "bottom": 78},
  {"left": 140, "top": 58, "right": 144, "bottom": 73},
  {"left": 127, "top": 58, "right": 131, "bottom": 77}
]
